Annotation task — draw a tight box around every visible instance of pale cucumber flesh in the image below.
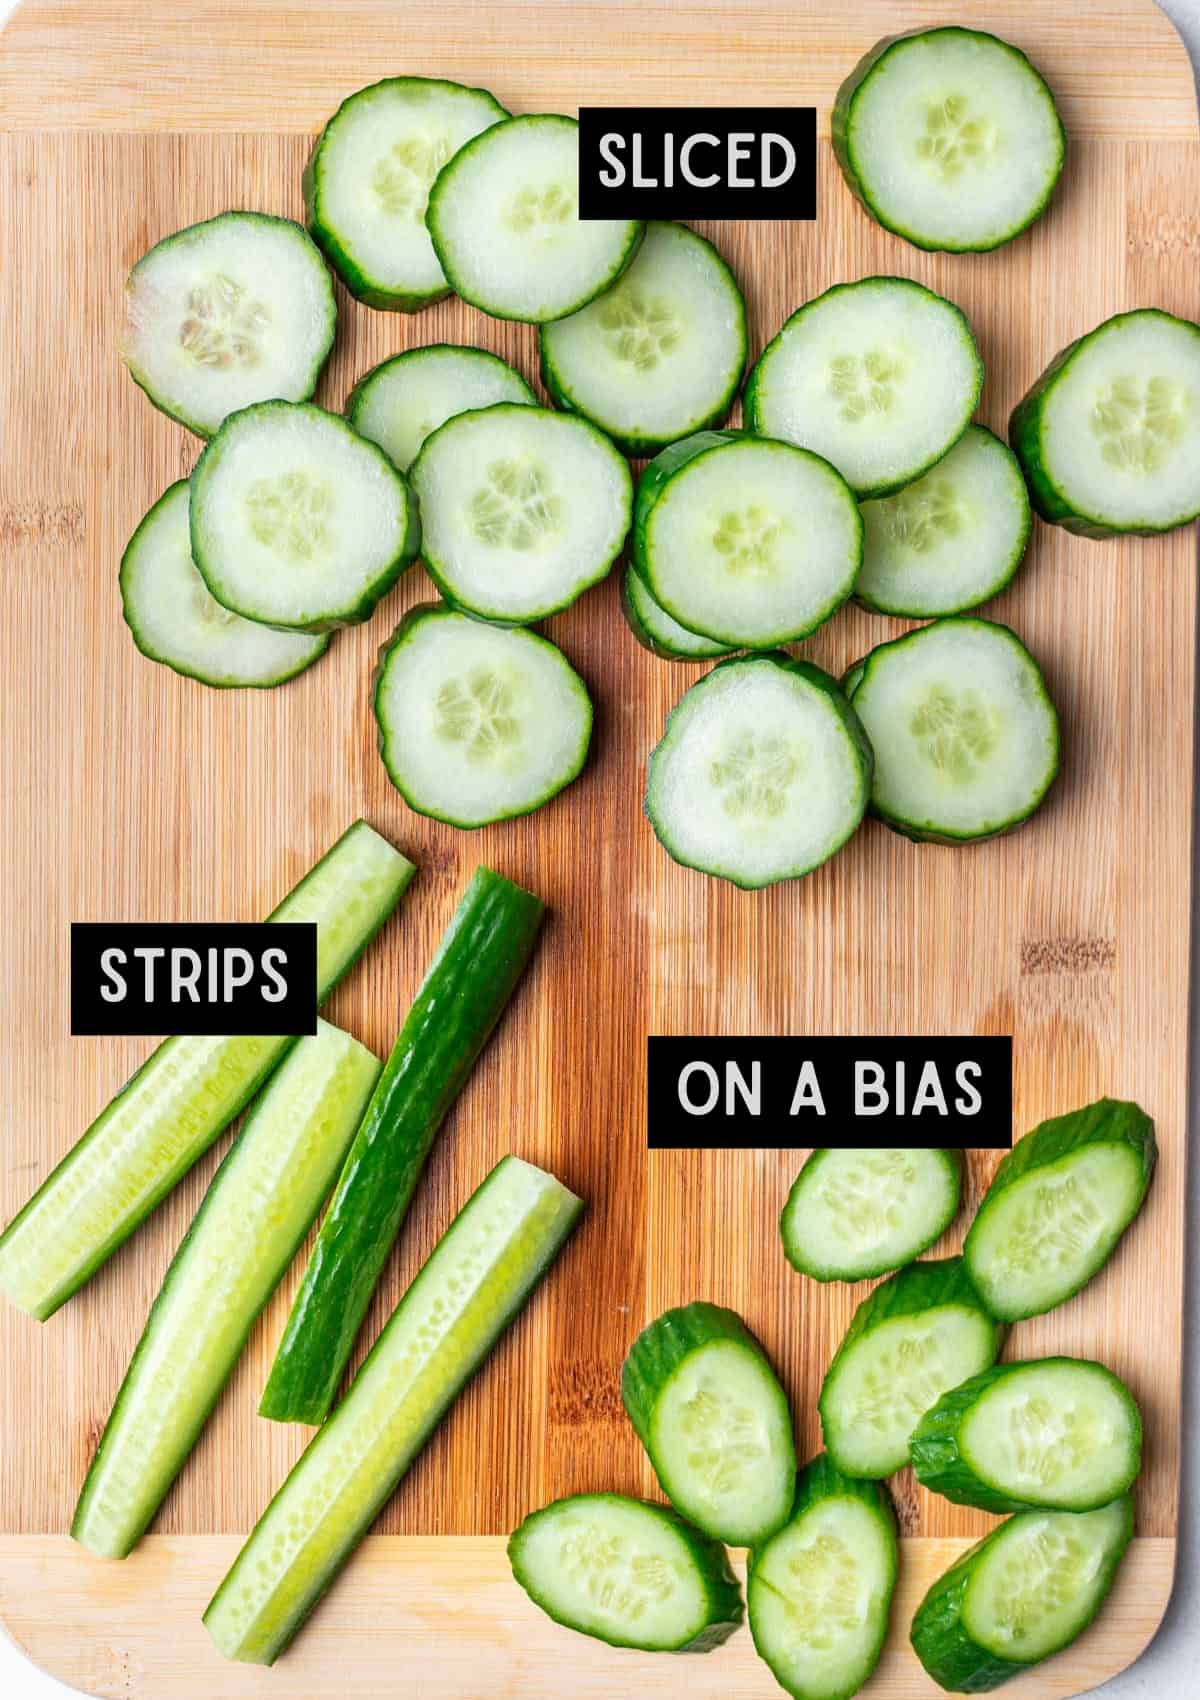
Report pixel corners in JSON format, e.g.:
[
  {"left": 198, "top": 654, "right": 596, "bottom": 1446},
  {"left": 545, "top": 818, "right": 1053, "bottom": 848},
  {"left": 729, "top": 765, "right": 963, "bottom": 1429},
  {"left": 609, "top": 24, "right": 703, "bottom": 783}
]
[
  {"left": 782, "top": 1148, "right": 961, "bottom": 1281},
  {"left": 622, "top": 565, "right": 734, "bottom": 660},
  {"left": 961, "top": 1362, "right": 1140, "bottom": 1508},
  {"left": 348, "top": 345, "right": 534, "bottom": 472}
]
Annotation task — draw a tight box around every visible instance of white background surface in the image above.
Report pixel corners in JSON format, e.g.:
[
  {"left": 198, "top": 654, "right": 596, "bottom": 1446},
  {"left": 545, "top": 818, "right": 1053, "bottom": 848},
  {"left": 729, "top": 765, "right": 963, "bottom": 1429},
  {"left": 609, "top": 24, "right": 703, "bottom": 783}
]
[{"left": 0, "top": 1, "right": 1198, "bottom": 1695}]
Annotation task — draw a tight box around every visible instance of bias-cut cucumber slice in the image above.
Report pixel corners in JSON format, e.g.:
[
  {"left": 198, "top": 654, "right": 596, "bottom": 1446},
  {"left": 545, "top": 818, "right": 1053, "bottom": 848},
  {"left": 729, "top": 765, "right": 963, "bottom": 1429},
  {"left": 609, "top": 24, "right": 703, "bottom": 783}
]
[
  {"left": 910, "top": 1357, "right": 1142, "bottom": 1515},
  {"left": 633, "top": 430, "right": 862, "bottom": 648},
  {"left": 1011, "top": 308, "right": 1200, "bottom": 537},
  {"left": 190, "top": 401, "right": 419, "bottom": 630},
  {"left": 645, "top": 651, "right": 872, "bottom": 890},
  {"left": 346, "top": 344, "right": 535, "bottom": 472},
  {"left": 411, "top": 402, "right": 631, "bottom": 623},
  {"left": 621, "top": 566, "right": 735, "bottom": 661},
  {"left": 121, "top": 482, "right": 329, "bottom": 688},
  {"left": 71, "top": 1022, "right": 379, "bottom": 1559},
  {"left": 833, "top": 27, "right": 1065, "bottom": 253},
  {"left": 427, "top": 114, "right": 643, "bottom": 322},
  {"left": 964, "top": 1098, "right": 1156, "bottom": 1322},
  {"left": 540, "top": 221, "right": 747, "bottom": 454},
  {"left": 304, "top": 76, "right": 508, "bottom": 310},
  {"left": 0, "top": 822, "right": 414, "bottom": 1321},
  {"left": 745, "top": 277, "right": 983, "bottom": 498},
  {"left": 373, "top": 604, "right": 592, "bottom": 829},
  {"left": 621, "top": 1302, "right": 797, "bottom": 1548},
  {"left": 508, "top": 1493, "right": 743, "bottom": 1653},
  {"left": 204, "top": 1156, "right": 582, "bottom": 1664},
  {"left": 851, "top": 617, "right": 1059, "bottom": 842},
  {"left": 781, "top": 1148, "right": 963, "bottom": 1283},
  {"left": 910, "top": 1497, "right": 1134, "bottom": 1690},
  {"left": 819, "top": 1258, "right": 1002, "bottom": 1479},
  {"left": 121, "top": 211, "right": 336, "bottom": 437},
  {"left": 857, "top": 426, "right": 1031, "bottom": 618},
  {"left": 749, "top": 1454, "right": 898, "bottom": 1700}
]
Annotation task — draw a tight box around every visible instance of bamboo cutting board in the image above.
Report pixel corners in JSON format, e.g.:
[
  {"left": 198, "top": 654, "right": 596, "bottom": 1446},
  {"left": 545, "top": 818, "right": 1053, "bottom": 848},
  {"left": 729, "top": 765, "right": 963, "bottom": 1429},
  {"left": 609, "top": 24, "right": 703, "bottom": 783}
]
[{"left": 0, "top": 1, "right": 1195, "bottom": 1695}]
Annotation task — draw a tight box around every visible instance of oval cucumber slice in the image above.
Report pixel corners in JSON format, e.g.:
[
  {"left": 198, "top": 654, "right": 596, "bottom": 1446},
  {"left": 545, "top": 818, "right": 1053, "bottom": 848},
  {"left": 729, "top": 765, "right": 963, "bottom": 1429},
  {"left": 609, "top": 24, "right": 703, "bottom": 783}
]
[
  {"left": 621, "top": 565, "right": 736, "bottom": 661},
  {"left": 540, "top": 220, "right": 747, "bottom": 453},
  {"left": 781, "top": 1147, "right": 962, "bottom": 1282},
  {"left": 346, "top": 344, "right": 535, "bottom": 473}
]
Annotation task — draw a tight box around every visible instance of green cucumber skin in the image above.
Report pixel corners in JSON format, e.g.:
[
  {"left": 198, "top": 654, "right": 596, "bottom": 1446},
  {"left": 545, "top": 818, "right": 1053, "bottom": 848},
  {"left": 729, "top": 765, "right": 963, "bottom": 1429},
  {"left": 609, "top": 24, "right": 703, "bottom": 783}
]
[
  {"left": 964, "top": 1098, "right": 1157, "bottom": 1322},
  {"left": 909, "top": 1358, "right": 1142, "bottom": 1514},
  {"left": 910, "top": 1495, "right": 1135, "bottom": 1692},
  {"left": 508, "top": 1493, "right": 744, "bottom": 1653},
  {"left": 259, "top": 867, "right": 546, "bottom": 1425},
  {"left": 780, "top": 1148, "right": 964, "bottom": 1282},
  {"left": 832, "top": 28, "right": 1065, "bottom": 255},
  {"left": 619, "top": 568, "right": 736, "bottom": 661}
]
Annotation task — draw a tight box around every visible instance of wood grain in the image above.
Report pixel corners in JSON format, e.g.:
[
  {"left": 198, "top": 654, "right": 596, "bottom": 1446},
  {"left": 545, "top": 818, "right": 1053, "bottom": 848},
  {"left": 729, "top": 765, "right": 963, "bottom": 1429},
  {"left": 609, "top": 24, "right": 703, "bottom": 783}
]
[{"left": 0, "top": 0, "right": 1196, "bottom": 1695}]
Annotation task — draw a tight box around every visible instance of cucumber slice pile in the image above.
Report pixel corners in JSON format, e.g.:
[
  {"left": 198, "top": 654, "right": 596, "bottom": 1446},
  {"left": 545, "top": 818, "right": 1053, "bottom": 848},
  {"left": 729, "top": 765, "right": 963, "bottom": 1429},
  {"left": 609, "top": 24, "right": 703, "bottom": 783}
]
[
  {"left": 508, "top": 1493, "right": 743, "bottom": 1653},
  {"left": 848, "top": 617, "right": 1059, "bottom": 842},
  {"left": 373, "top": 604, "right": 592, "bottom": 828},
  {"left": 910, "top": 1357, "right": 1142, "bottom": 1515},
  {"left": 1011, "top": 308, "right": 1200, "bottom": 537},
  {"left": 621, "top": 565, "right": 735, "bottom": 662},
  {"left": 120, "top": 211, "right": 336, "bottom": 437},
  {"left": 190, "top": 400, "right": 419, "bottom": 630},
  {"left": 856, "top": 427, "right": 1031, "bottom": 618},
  {"left": 833, "top": 27, "right": 1065, "bottom": 254},
  {"left": 621, "top": 1302, "right": 796, "bottom": 1548},
  {"left": 411, "top": 402, "right": 631, "bottom": 623},
  {"left": 633, "top": 431, "right": 862, "bottom": 648},
  {"left": 745, "top": 277, "right": 983, "bottom": 498},
  {"left": 427, "top": 114, "right": 642, "bottom": 322},
  {"left": 304, "top": 76, "right": 508, "bottom": 310},
  {"left": 645, "top": 652, "right": 872, "bottom": 889},
  {"left": 781, "top": 1148, "right": 962, "bottom": 1283},
  {"left": 540, "top": 221, "right": 747, "bottom": 453},
  {"left": 964, "top": 1098, "right": 1156, "bottom": 1322},
  {"left": 748, "top": 1454, "right": 898, "bottom": 1700},
  {"left": 346, "top": 344, "right": 535, "bottom": 472}
]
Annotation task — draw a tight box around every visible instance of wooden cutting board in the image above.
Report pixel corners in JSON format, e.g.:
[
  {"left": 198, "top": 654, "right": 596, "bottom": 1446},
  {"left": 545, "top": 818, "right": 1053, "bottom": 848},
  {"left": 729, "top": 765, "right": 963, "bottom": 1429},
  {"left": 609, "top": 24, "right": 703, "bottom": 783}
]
[{"left": 0, "top": 2, "right": 1195, "bottom": 1695}]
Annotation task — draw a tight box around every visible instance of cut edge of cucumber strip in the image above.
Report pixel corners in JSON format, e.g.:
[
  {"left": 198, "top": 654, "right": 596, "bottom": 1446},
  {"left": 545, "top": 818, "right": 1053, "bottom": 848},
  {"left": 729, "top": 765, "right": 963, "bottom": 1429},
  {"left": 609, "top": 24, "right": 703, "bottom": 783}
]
[
  {"left": 620, "top": 565, "right": 736, "bottom": 661},
  {"left": 346, "top": 343, "right": 537, "bottom": 472},
  {"left": 781, "top": 1147, "right": 963, "bottom": 1282}
]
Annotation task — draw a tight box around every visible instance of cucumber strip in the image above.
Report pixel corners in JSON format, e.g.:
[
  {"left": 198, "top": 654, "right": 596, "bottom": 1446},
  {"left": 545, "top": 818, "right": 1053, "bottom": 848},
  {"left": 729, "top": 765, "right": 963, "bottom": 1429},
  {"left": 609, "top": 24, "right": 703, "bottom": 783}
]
[
  {"left": 120, "top": 211, "right": 336, "bottom": 438},
  {"left": 621, "top": 565, "right": 736, "bottom": 662},
  {"left": 833, "top": 27, "right": 1065, "bottom": 254},
  {"left": 856, "top": 427, "right": 1031, "bottom": 618},
  {"left": 645, "top": 651, "right": 872, "bottom": 889},
  {"left": 539, "top": 221, "right": 747, "bottom": 454},
  {"left": 819, "top": 1258, "right": 1002, "bottom": 1479},
  {"left": 781, "top": 1148, "right": 963, "bottom": 1283},
  {"left": 748, "top": 1454, "right": 898, "bottom": 1700},
  {"left": 632, "top": 430, "right": 862, "bottom": 648},
  {"left": 508, "top": 1493, "right": 742, "bottom": 1653},
  {"left": 963, "top": 1098, "right": 1156, "bottom": 1322},
  {"left": 373, "top": 603, "right": 592, "bottom": 828},
  {"left": 851, "top": 617, "right": 1059, "bottom": 843},
  {"left": 71, "top": 1022, "right": 379, "bottom": 1559},
  {"left": 910, "top": 1357, "right": 1142, "bottom": 1515},
  {"left": 259, "top": 867, "right": 544, "bottom": 1426},
  {"left": 0, "top": 822, "right": 414, "bottom": 1321},
  {"left": 621, "top": 1302, "right": 797, "bottom": 1548},
  {"left": 411, "top": 402, "right": 632, "bottom": 624},
  {"left": 346, "top": 344, "right": 535, "bottom": 473},
  {"left": 745, "top": 277, "right": 982, "bottom": 498},
  {"left": 426, "top": 114, "right": 643, "bottom": 322},
  {"left": 1010, "top": 308, "right": 1200, "bottom": 537},
  {"left": 304, "top": 76, "right": 508, "bottom": 311},
  {"left": 910, "top": 1497, "right": 1134, "bottom": 1691},
  {"left": 120, "top": 481, "right": 329, "bottom": 688},
  {"left": 205, "top": 1156, "right": 582, "bottom": 1663}
]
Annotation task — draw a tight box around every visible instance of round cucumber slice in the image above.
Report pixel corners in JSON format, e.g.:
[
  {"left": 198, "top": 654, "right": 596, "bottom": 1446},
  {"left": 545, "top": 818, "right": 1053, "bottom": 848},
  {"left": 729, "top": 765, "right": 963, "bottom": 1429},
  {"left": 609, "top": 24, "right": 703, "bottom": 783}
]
[
  {"left": 426, "top": 114, "right": 643, "bottom": 322},
  {"left": 621, "top": 566, "right": 735, "bottom": 661},
  {"left": 189, "top": 401, "right": 419, "bottom": 630},
  {"left": 833, "top": 27, "right": 1065, "bottom": 253},
  {"left": 781, "top": 1148, "right": 962, "bottom": 1283},
  {"left": 851, "top": 617, "right": 1059, "bottom": 843},
  {"left": 411, "top": 402, "right": 631, "bottom": 624},
  {"left": 1011, "top": 308, "right": 1200, "bottom": 537},
  {"left": 539, "top": 221, "right": 747, "bottom": 453},
  {"left": 304, "top": 76, "right": 508, "bottom": 310},
  {"left": 856, "top": 426, "right": 1031, "bottom": 618},
  {"left": 346, "top": 344, "right": 535, "bottom": 472},
  {"left": 121, "top": 211, "right": 336, "bottom": 438},
  {"left": 645, "top": 651, "right": 872, "bottom": 890},
  {"left": 372, "top": 603, "right": 592, "bottom": 828},
  {"left": 745, "top": 276, "right": 983, "bottom": 498}
]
